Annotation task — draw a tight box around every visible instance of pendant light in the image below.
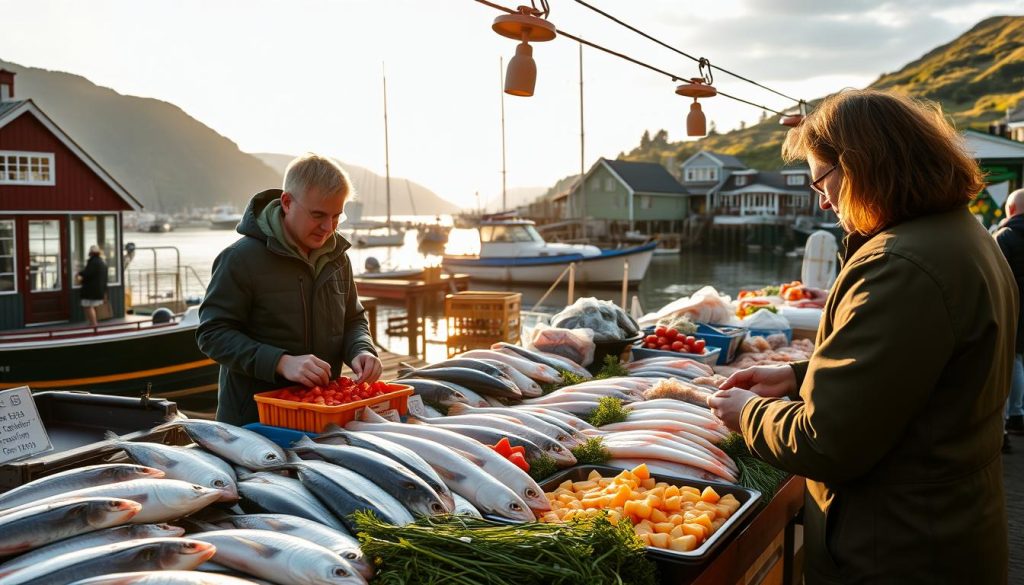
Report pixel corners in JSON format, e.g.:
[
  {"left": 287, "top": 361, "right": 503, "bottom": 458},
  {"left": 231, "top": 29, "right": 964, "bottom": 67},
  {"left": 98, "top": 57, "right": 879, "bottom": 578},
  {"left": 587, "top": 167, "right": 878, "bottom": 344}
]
[
  {"left": 675, "top": 59, "right": 716, "bottom": 136},
  {"left": 492, "top": 7, "right": 556, "bottom": 97},
  {"left": 780, "top": 100, "right": 808, "bottom": 127}
]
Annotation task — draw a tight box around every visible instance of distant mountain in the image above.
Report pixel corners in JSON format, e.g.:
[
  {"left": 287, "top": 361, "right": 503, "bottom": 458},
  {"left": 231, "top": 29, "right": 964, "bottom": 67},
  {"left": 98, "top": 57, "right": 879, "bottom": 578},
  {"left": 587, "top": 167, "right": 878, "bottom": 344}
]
[
  {"left": 253, "top": 153, "right": 458, "bottom": 217},
  {"left": 0, "top": 59, "right": 281, "bottom": 212},
  {"left": 612, "top": 15, "right": 1024, "bottom": 174}
]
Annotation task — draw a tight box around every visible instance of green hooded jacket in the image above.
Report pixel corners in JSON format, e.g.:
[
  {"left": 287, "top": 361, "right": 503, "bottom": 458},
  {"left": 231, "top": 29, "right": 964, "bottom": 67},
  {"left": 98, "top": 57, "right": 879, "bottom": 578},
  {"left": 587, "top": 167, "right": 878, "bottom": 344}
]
[
  {"left": 197, "top": 189, "right": 377, "bottom": 425},
  {"left": 741, "top": 209, "right": 1016, "bottom": 584}
]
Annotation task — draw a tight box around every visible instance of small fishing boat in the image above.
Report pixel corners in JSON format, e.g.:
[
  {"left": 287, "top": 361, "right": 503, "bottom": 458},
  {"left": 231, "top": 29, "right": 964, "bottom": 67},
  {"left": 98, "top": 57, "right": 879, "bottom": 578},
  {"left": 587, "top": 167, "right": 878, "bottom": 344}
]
[
  {"left": 442, "top": 217, "right": 656, "bottom": 285},
  {"left": 209, "top": 205, "right": 243, "bottom": 230}
]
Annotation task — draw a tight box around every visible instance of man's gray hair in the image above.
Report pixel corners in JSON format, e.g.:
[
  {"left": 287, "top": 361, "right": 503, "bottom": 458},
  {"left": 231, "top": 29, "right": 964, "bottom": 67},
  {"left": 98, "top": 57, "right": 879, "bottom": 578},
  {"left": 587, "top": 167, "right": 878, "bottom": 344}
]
[{"left": 283, "top": 153, "right": 353, "bottom": 199}]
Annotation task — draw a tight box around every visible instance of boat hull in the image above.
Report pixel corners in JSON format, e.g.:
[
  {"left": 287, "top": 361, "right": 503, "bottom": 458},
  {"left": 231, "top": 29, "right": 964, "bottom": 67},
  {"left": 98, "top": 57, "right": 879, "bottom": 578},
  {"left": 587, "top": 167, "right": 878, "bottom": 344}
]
[
  {"left": 442, "top": 242, "right": 656, "bottom": 285},
  {"left": 0, "top": 324, "right": 220, "bottom": 411}
]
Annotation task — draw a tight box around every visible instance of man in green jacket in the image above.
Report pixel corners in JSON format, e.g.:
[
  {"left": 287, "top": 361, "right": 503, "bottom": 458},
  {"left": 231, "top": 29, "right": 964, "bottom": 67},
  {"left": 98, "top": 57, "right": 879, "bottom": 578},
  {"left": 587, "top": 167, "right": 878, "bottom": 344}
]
[{"left": 197, "top": 154, "right": 381, "bottom": 425}]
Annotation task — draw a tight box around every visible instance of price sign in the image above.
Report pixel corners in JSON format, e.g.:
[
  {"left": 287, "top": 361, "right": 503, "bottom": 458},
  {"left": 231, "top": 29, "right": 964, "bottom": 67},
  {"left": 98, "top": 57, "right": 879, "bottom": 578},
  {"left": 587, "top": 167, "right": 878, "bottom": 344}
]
[
  {"left": 406, "top": 395, "right": 427, "bottom": 417},
  {"left": 0, "top": 386, "right": 52, "bottom": 464}
]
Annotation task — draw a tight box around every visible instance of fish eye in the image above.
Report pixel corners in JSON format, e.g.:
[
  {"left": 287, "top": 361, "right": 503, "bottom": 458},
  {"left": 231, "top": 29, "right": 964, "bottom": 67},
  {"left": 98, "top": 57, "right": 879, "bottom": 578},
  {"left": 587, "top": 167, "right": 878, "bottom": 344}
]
[
  {"left": 345, "top": 552, "right": 358, "bottom": 560},
  {"left": 213, "top": 479, "right": 227, "bottom": 487},
  {"left": 141, "top": 549, "right": 155, "bottom": 561},
  {"left": 509, "top": 502, "right": 523, "bottom": 512},
  {"left": 333, "top": 567, "right": 351, "bottom": 577},
  {"left": 403, "top": 482, "right": 417, "bottom": 490},
  {"left": 431, "top": 502, "right": 446, "bottom": 514},
  {"left": 526, "top": 489, "right": 539, "bottom": 499},
  {"left": 552, "top": 446, "right": 564, "bottom": 453},
  {"left": 266, "top": 453, "right": 280, "bottom": 460}
]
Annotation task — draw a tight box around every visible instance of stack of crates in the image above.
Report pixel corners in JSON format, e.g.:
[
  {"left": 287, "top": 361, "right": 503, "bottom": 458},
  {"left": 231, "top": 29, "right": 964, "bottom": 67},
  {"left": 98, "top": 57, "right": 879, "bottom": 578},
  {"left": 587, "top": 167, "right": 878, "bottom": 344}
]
[{"left": 446, "top": 291, "right": 522, "bottom": 357}]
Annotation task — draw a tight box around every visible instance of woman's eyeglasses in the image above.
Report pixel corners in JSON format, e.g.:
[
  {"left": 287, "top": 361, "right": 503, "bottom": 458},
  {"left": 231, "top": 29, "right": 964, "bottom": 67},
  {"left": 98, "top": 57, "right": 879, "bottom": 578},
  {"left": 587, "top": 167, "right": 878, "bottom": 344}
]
[{"left": 810, "top": 164, "right": 838, "bottom": 196}]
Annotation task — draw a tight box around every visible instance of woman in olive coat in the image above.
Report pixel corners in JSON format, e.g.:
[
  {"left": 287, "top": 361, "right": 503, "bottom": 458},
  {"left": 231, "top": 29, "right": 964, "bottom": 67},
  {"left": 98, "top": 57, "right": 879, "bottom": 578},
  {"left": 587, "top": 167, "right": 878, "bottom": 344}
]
[{"left": 710, "top": 90, "right": 1016, "bottom": 584}]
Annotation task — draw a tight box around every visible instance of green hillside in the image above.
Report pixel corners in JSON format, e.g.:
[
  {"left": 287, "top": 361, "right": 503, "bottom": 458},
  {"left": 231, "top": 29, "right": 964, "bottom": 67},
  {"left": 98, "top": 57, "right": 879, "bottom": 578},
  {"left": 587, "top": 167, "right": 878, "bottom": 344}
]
[{"left": 618, "top": 15, "right": 1024, "bottom": 172}]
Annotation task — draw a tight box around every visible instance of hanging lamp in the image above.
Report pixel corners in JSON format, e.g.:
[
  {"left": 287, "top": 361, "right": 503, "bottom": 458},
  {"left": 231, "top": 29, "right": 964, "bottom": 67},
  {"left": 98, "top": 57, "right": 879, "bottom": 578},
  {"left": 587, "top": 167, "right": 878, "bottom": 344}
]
[
  {"left": 675, "top": 59, "right": 717, "bottom": 136},
  {"left": 492, "top": 5, "right": 556, "bottom": 96},
  {"left": 780, "top": 100, "right": 807, "bottom": 127}
]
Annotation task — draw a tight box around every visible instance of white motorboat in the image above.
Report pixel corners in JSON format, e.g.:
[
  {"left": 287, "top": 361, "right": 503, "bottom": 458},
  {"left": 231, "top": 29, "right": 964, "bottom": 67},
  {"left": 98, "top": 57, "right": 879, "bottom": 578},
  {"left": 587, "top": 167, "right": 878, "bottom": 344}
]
[
  {"left": 442, "top": 218, "right": 655, "bottom": 285},
  {"left": 209, "top": 205, "right": 243, "bottom": 230}
]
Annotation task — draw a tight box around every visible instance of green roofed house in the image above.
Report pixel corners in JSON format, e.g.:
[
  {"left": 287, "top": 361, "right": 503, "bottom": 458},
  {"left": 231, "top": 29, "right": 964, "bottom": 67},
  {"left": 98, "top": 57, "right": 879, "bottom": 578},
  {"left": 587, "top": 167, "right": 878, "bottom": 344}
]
[
  {"left": 562, "top": 157, "right": 690, "bottom": 238},
  {"left": 964, "top": 129, "right": 1024, "bottom": 227}
]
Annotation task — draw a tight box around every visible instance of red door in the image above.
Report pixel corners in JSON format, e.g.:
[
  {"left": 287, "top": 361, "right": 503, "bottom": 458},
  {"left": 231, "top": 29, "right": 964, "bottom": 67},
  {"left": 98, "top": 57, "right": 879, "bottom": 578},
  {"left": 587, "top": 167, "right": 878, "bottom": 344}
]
[{"left": 19, "top": 216, "right": 69, "bottom": 325}]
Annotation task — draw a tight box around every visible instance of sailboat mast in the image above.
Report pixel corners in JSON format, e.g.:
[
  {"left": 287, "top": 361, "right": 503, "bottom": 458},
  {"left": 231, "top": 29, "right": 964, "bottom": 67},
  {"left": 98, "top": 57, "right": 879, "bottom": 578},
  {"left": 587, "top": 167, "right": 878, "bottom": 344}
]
[
  {"left": 579, "top": 43, "right": 586, "bottom": 239},
  {"left": 500, "top": 56, "right": 507, "bottom": 211},
  {"left": 383, "top": 63, "right": 392, "bottom": 228}
]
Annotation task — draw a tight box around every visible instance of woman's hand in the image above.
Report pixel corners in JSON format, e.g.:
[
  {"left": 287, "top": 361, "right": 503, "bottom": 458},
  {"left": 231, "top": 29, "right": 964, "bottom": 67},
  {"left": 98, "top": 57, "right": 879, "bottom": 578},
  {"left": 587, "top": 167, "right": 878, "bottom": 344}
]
[
  {"left": 708, "top": 388, "right": 758, "bottom": 432},
  {"left": 719, "top": 364, "right": 797, "bottom": 398}
]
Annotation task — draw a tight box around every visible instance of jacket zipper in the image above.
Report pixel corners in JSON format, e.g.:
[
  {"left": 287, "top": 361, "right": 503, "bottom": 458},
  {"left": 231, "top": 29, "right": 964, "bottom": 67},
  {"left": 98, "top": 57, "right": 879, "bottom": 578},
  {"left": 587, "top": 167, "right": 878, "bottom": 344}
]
[{"left": 299, "top": 275, "right": 311, "bottom": 353}]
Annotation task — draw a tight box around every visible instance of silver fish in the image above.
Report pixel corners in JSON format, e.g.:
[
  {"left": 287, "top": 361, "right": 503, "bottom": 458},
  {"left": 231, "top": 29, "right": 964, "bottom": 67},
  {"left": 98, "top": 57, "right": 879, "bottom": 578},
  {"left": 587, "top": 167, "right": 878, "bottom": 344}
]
[
  {"left": 0, "top": 523, "right": 183, "bottom": 578},
  {"left": 185, "top": 445, "right": 238, "bottom": 484},
  {"left": 5, "top": 537, "right": 216, "bottom": 585},
  {"left": 399, "top": 378, "right": 476, "bottom": 407},
  {"left": 235, "top": 473, "right": 345, "bottom": 531},
  {"left": 211, "top": 514, "right": 371, "bottom": 581},
  {"left": 9, "top": 479, "right": 222, "bottom": 524},
  {"left": 450, "top": 493, "right": 482, "bottom": 518},
  {"left": 105, "top": 434, "right": 238, "bottom": 502},
  {"left": 444, "top": 404, "right": 584, "bottom": 446},
  {"left": 154, "top": 420, "right": 285, "bottom": 470},
  {"left": 192, "top": 529, "right": 365, "bottom": 585},
  {"left": 455, "top": 350, "right": 562, "bottom": 384},
  {"left": 315, "top": 428, "right": 455, "bottom": 512},
  {"left": 285, "top": 460, "right": 414, "bottom": 531},
  {"left": 476, "top": 359, "right": 543, "bottom": 397},
  {"left": 0, "top": 497, "right": 141, "bottom": 557},
  {"left": 408, "top": 414, "right": 577, "bottom": 464},
  {"left": 370, "top": 431, "right": 534, "bottom": 523},
  {"left": 70, "top": 571, "right": 261, "bottom": 585},
  {"left": 291, "top": 437, "right": 451, "bottom": 516},
  {"left": 0, "top": 464, "right": 164, "bottom": 511},
  {"left": 347, "top": 410, "right": 549, "bottom": 512}
]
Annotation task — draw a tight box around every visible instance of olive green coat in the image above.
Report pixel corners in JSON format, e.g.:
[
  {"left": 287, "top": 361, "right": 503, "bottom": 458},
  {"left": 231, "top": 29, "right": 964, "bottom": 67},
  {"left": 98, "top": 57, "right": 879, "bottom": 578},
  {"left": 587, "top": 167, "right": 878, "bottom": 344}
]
[{"left": 741, "top": 209, "right": 1016, "bottom": 584}]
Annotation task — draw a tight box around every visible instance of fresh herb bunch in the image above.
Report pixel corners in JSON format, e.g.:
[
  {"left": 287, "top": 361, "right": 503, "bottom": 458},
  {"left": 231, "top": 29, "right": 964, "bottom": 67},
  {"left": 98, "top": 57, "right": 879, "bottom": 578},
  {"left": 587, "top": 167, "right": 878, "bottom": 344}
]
[
  {"left": 528, "top": 454, "right": 559, "bottom": 481},
  {"left": 355, "top": 511, "right": 657, "bottom": 585},
  {"left": 595, "top": 355, "right": 629, "bottom": 379},
  {"left": 586, "top": 397, "right": 628, "bottom": 427},
  {"left": 571, "top": 437, "right": 611, "bottom": 466},
  {"left": 719, "top": 433, "right": 789, "bottom": 498}
]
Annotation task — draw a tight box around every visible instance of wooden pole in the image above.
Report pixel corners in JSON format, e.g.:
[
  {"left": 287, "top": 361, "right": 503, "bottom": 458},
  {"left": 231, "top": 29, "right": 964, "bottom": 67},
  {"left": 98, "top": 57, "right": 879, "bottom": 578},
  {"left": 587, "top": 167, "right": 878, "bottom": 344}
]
[
  {"left": 568, "top": 262, "right": 576, "bottom": 305},
  {"left": 621, "top": 260, "right": 629, "bottom": 309}
]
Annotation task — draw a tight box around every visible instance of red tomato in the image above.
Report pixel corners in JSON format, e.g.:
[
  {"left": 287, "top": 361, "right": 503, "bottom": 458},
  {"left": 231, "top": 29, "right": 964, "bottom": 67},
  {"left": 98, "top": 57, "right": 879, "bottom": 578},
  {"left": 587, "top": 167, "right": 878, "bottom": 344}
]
[
  {"left": 644, "top": 335, "right": 658, "bottom": 344},
  {"left": 659, "top": 344, "right": 671, "bottom": 351},
  {"left": 694, "top": 340, "right": 706, "bottom": 352},
  {"left": 656, "top": 336, "right": 668, "bottom": 346},
  {"left": 665, "top": 328, "right": 678, "bottom": 339},
  {"left": 654, "top": 326, "right": 667, "bottom": 337},
  {"left": 671, "top": 340, "right": 685, "bottom": 351}
]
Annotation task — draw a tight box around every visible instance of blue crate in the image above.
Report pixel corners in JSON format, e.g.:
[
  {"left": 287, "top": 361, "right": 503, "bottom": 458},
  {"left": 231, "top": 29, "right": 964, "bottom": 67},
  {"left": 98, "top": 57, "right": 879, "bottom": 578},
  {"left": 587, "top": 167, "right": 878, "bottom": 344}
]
[{"left": 695, "top": 323, "right": 748, "bottom": 365}]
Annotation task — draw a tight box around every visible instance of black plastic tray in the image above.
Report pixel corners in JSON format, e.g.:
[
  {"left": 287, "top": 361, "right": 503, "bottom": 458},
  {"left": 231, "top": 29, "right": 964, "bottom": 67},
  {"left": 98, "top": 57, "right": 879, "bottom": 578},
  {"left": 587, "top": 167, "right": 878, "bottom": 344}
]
[
  {"left": 538, "top": 464, "right": 761, "bottom": 565},
  {"left": 0, "top": 391, "right": 187, "bottom": 490}
]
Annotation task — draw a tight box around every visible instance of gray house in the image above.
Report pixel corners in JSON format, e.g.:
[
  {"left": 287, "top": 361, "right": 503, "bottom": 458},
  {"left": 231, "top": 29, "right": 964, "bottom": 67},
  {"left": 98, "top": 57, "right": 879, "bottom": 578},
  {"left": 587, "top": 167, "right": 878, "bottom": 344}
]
[{"left": 678, "top": 151, "right": 748, "bottom": 214}]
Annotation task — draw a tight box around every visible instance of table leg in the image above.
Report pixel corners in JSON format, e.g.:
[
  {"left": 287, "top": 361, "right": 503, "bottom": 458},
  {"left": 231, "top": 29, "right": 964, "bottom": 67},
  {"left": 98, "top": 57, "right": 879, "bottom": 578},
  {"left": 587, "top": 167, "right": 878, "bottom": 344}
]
[{"left": 407, "top": 296, "right": 419, "bottom": 358}]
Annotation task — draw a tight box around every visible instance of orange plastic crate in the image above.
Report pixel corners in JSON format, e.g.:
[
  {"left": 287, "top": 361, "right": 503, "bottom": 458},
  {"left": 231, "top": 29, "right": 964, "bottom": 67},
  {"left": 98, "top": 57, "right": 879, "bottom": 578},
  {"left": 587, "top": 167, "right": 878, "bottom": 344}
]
[{"left": 253, "top": 383, "right": 413, "bottom": 433}]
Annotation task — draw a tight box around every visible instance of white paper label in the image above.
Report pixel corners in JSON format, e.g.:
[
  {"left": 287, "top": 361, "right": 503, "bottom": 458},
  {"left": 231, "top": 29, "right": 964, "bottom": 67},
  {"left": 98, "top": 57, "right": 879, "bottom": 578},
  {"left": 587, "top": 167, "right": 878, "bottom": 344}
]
[
  {"left": 374, "top": 408, "right": 402, "bottom": 422},
  {"left": 406, "top": 395, "right": 427, "bottom": 417},
  {"left": 0, "top": 386, "right": 52, "bottom": 464}
]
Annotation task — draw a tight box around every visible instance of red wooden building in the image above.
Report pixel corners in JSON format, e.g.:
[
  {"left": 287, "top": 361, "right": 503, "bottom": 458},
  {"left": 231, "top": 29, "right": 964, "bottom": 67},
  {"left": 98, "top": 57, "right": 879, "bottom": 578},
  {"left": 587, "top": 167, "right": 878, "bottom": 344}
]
[{"left": 0, "top": 69, "right": 142, "bottom": 329}]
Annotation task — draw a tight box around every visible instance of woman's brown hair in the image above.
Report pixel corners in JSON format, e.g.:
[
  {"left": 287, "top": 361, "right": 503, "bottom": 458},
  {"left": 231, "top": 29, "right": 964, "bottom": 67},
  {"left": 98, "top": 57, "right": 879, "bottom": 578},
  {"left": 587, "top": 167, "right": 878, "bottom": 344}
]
[{"left": 782, "top": 89, "right": 985, "bottom": 235}]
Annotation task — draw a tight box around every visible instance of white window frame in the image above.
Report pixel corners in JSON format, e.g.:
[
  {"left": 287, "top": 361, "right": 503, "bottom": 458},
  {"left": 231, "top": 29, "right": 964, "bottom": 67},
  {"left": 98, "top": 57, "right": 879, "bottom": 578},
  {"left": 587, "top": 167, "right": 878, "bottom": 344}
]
[
  {"left": 604, "top": 177, "right": 615, "bottom": 192},
  {"left": 0, "top": 151, "right": 56, "bottom": 186},
  {"left": 639, "top": 195, "right": 653, "bottom": 210},
  {"left": 735, "top": 176, "right": 748, "bottom": 187},
  {"left": 0, "top": 219, "right": 15, "bottom": 295},
  {"left": 786, "top": 174, "right": 805, "bottom": 186}
]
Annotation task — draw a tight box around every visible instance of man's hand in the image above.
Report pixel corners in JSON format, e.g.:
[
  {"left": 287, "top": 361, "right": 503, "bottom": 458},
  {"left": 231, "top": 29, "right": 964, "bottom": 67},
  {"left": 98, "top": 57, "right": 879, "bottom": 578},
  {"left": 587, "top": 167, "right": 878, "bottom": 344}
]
[
  {"left": 708, "top": 388, "right": 758, "bottom": 432},
  {"left": 720, "top": 364, "right": 797, "bottom": 398},
  {"left": 276, "top": 354, "right": 331, "bottom": 387},
  {"left": 351, "top": 353, "right": 382, "bottom": 384}
]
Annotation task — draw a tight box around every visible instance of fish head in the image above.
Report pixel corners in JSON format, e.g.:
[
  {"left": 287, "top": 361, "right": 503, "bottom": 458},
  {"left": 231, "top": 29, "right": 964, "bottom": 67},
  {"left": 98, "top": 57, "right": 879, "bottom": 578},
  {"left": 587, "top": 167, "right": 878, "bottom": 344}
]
[
  {"left": 345, "top": 553, "right": 376, "bottom": 581},
  {"left": 206, "top": 474, "right": 240, "bottom": 502},
  {"left": 86, "top": 498, "right": 142, "bottom": 526},
  {"left": 188, "top": 483, "right": 226, "bottom": 508},
  {"left": 155, "top": 537, "right": 218, "bottom": 570},
  {"left": 498, "top": 496, "right": 536, "bottom": 523}
]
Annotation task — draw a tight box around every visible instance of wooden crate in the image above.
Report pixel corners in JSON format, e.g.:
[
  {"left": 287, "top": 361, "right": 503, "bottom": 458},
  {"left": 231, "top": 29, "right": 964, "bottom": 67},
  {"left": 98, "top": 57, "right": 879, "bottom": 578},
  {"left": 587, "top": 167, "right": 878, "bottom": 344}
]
[{"left": 446, "top": 291, "right": 521, "bottom": 356}]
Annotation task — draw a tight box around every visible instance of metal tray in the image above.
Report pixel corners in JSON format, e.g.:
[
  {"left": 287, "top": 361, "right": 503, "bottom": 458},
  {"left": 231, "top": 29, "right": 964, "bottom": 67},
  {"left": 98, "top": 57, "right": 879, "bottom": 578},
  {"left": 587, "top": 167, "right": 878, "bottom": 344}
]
[{"left": 538, "top": 464, "right": 761, "bottom": 565}]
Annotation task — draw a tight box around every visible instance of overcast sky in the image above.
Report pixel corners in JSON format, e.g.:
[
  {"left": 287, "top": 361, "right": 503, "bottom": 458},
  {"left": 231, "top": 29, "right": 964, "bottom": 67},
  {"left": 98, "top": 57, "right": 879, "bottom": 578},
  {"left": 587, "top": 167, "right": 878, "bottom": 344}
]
[{"left": 1, "top": 0, "right": 1021, "bottom": 208}]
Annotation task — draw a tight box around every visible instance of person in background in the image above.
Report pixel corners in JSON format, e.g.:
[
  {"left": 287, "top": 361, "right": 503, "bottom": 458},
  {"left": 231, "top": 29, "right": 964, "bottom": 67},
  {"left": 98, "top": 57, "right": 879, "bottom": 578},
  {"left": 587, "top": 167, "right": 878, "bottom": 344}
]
[
  {"left": 708, "top": 89, "right": 1016, "bottom": 584},
  {"left": 197, "top": 153, "right": 381, "bottom": 425},
  {"left": 996, "top": 188, "right": 1024, "bottom": 448},
  {"left": 77, "top": 245, "right": 108, "bottom": 326}
]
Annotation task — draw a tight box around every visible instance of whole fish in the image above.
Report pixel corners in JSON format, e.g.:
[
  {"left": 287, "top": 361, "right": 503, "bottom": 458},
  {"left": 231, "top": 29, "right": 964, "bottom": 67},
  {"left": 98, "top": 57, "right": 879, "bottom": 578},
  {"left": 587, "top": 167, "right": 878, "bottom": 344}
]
[
  {"left": 5, "top": 538, "right": 216, "bottom": 585},
  {"left": 522, "top": 389, "right": 636, "bottom": 405},
  {"left": 626, "top": 398, "right": 718, "bottom": 419},
  {"left": 456, "top": 349, "right": 562, "bottom": 384},
  {"left": 410, "top": 411, "right": 573, "bottom": 447},
  {"left": 407, "top": 416, "right": 576, "bottom": 466},
  {"left": 450, "top": 493, "right": 482, "bottom": 518},
  {"left": 210, "top": 514, "right": 371, "bottom": 580},
  {"left": 185, "top": 446, "right": 238, "bottom": 484},
  {"left": 399, "top": 378, "right": 474, "bottom": 407},
  {"left": 520, "top": 400, "right": 601, "bottom": 417},
  {"left": 236, "top": 473, "right": 345, "bottom": 531},
  {"left": 626, "top": 409, "right": 729, "bottom": 435},
  {"left": 290, "top": 436, "right": 451, "bottom": 516},
  {"left": 606, "top": 457, "right": 732, "bottom": 484},
  {"left": 593, "top": 428, "right": 733, "bottom": 469},
  {"left": 601, "top": 431, "right": 737, "bottom": 477},
  {"left": 70, "top": 571, "right": 260, "bottom": 585},
  {"left": 417, "top": 358, "right": 514, "bottom": 382},
  {"left": 476, "top": 359, "right": 543, "bottom": 397},
  {"left": 491, "top": 343, "right": 592, "bottom": 378},
  {"left": 284, "top": 460, "right": 415, "bottom": 531},
  {"left": 0, "top": 498, "right": 141, "bottom": 557},
  {"left": 371, "top": 431, "right": 535, "bottom": 522},
  {"left": 105, "top": 434, "right": 238, "bottom": 501},
  {"left": 0, "top": 524, "right": 183, "bottom": 578},
  {"left": 347, "top": 410, "right": 549, "bottom": 512},
  {"left": 10, "top": 479, "right": 222, "bottom": 524},
  {"left": 191, "top": 529, "right": 365, "bottom": 585},
  {"left": 0, "top": 464, "right": 163, "bottom": 511},
  {"left": 399, "top": 367, "right": 521, "bottom": 399},
  {"left": 445, "top": 404, "right": 585, "bottom": 446},
  {"left": 314, "top": 428, "right": 455, "bottom": 511},
  {"left": 598, "top": 418, "right": 726, "bottom": 445},
  {"left": 153, "top": 420, "right": 285, "bottom": 470},
  {"left": 513, "top": 405, "right": 596, "bottom": 431}
]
